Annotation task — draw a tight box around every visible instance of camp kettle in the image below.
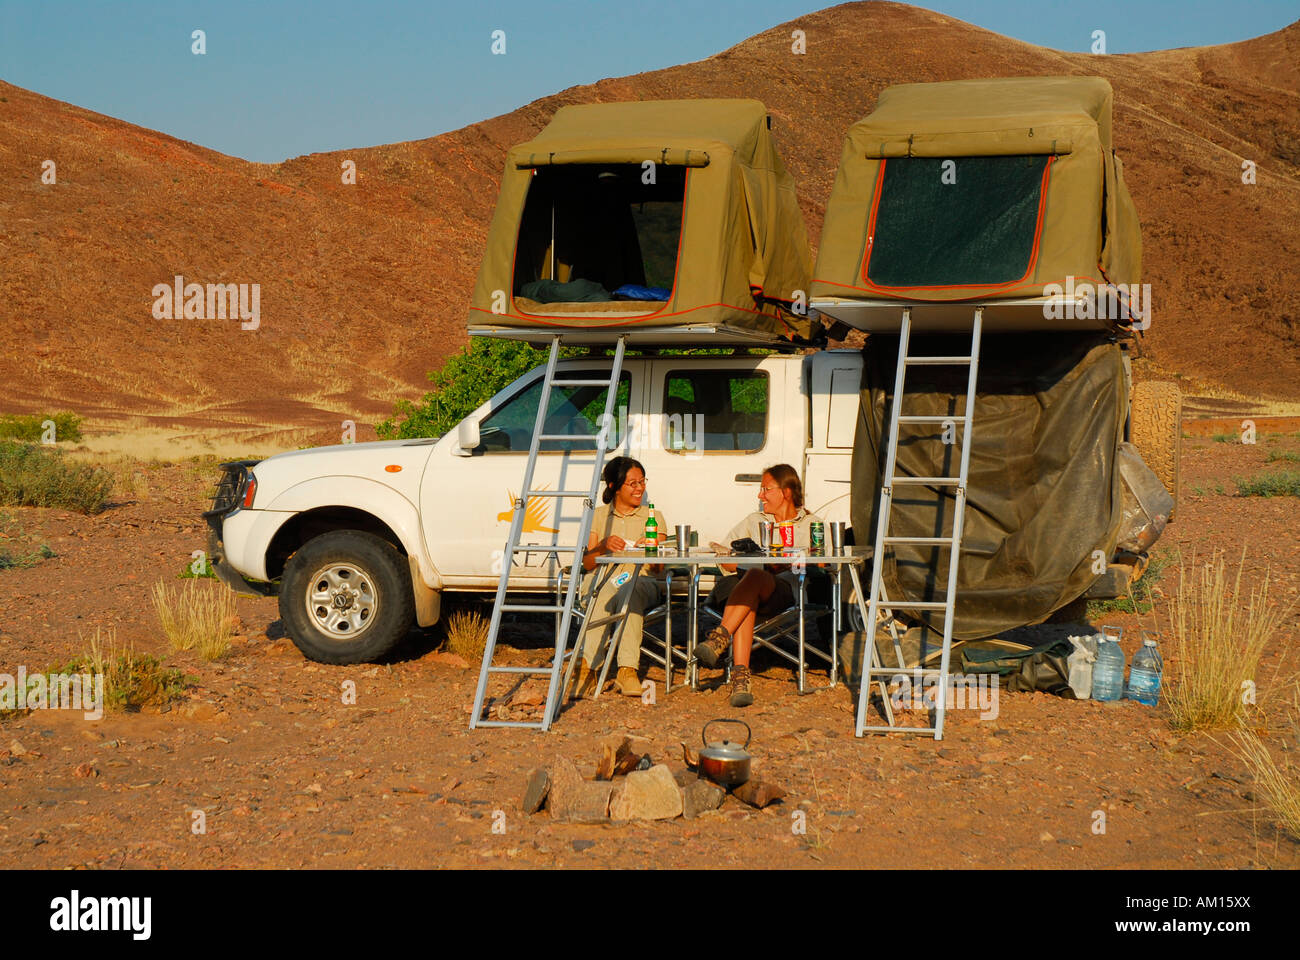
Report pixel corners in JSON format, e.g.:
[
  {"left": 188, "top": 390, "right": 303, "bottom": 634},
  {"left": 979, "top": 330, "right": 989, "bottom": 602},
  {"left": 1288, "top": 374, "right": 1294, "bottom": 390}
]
[{"left": 698, "top": 719, "right": 752, "bottom": 786}]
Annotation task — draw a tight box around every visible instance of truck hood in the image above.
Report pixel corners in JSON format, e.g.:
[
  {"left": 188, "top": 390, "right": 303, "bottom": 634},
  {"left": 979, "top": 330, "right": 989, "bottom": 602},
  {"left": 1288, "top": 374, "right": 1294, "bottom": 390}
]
[{"left": 249, "top": 438, "right": 439, "bottom": 507}]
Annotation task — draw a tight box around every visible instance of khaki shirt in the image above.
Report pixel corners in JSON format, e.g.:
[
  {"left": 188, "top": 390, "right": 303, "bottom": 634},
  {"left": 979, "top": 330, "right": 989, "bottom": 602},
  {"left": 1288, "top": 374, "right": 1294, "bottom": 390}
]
[
  {"left": 587, "top": 501, "right": 669, "bottom": 582},
  {"left": 724, "top": 507, "right": 822, "bottom": 549}
]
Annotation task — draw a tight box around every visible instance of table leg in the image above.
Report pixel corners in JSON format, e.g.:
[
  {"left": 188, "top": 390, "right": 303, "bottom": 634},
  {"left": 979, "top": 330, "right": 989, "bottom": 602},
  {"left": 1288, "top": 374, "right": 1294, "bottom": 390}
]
[
  {"left": 797, "top": 569, "right": 807, "bottom": 694},
  {"left": 664, "top": 568, "right": 676, "bottom": 695},
  {"left": 830, "top": 565, "right": 841, "bottom": 688},
  {"left": 689, "top": 568, "right": 702, "bottom": 691}
]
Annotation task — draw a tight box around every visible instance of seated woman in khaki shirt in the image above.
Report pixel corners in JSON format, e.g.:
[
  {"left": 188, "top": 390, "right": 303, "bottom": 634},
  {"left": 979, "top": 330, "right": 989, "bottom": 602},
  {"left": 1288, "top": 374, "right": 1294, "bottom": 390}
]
[
  {"left": 572, "top": 457, "right": 667, "bottom": 698},
  {"left": 695, "top": 463, "right": 821, "bottom": 708}
]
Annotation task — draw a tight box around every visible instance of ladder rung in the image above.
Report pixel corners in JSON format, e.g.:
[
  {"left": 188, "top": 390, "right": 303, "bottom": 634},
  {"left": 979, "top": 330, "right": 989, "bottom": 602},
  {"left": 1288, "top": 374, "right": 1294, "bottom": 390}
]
[
  {"left": 475, "top": 719, "right": 549, "bottom": 729},
  {"left": 890, "top": 476, "right": 962, "bottom": 485},
  {"left": 858, "top": 725, "right": 936, "bottom": 736},
  {"left": 864, "top": 667, "right": 951, "bottom": 678},
  {"left": 904, "top": 356, "right": 972, "bottom": 365},
  {"left": 896, "top": 416, "right": 970, "bottom": 425},
  {"left": 881, "top": 536, "right": 954, "bottom": 545},
  {"left": 523, "top": 489, "right": 590, "bottom": 498},
  {"left": 508, "top": 544, "right": 579, "bottom": 553},
  {"left": 550, "top": 378, "right": 615, "bottom": 387},
  {"left": 487, "top": 665, "right": 558, "bottom": 674},
  {"left": 499, "top": 603, "right": 568, "bottom": 613},
  {"left": 887, "top": 600, "right": 952, "bottom": 610}
]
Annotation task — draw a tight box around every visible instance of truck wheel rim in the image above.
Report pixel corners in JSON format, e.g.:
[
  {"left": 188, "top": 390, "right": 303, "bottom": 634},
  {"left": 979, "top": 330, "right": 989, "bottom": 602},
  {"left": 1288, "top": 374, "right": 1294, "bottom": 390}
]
[{"left": 306, "top": 563, "right": 377, "bottom": 639}]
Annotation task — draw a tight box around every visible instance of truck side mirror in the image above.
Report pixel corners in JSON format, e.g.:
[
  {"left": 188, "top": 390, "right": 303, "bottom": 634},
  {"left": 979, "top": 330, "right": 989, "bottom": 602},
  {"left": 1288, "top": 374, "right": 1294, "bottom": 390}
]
[{"left": 455, "top": 419, "right": 480, "bottom": 456}]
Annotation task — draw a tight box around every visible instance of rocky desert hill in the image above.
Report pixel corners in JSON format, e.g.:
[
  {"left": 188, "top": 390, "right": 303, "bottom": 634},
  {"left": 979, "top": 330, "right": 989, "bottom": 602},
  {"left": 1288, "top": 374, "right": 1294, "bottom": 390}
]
[{"left": 2, "top": 1, "right": 1297, "bottom": 444}]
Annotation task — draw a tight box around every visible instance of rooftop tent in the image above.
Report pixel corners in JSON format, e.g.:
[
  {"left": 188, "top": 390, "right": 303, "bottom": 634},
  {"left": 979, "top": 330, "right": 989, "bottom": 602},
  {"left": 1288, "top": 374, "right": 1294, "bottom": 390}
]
[
  {"left": 468, "top": 99, "right": 817, "bottom": 343},
  {"left": 811, "top": 77, "right": 1143, "bottom": 331}
]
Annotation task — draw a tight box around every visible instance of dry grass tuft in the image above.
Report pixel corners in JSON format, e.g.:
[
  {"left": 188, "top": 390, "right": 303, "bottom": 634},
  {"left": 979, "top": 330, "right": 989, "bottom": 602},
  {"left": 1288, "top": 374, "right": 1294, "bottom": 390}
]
[
  {"left": 1228, "top": 681, "right": 1300, "bottom": 840},
  {"left": 151, "top": 579, "right": 237, "bottom": 660},
  {"left": 1153, "top": 549, "right": 1290, "bottom": 732},
  {"left": 442, "top": 608, "right": 489, "bottom": 661}
]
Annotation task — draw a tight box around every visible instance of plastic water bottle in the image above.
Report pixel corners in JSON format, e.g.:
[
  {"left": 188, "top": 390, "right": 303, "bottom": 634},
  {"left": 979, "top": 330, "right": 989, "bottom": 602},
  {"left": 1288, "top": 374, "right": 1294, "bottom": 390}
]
[
  {"left": 1092, "top": 627, "right": 1126, "bottom": 702},
  {"left": 1127, "top": 635, "right": 1163, "bottom": 706}
]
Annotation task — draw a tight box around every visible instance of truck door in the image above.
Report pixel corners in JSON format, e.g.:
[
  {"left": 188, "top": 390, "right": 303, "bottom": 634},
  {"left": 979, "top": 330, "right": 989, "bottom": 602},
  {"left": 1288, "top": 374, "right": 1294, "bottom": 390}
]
[
  {"left": 644, "top": 357, "right": 788, "bottom": 548},
  {"left": 424, "top": 361, "right": 643, "bottom": 591},
  {"left": 804, "top": 351, "right": 862, "bottom": 528}
]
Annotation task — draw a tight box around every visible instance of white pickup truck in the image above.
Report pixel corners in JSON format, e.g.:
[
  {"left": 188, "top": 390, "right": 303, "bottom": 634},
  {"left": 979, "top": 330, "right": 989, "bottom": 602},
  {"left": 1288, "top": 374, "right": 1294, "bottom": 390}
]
[{"left": 205, "top": 349, "right": 865, "bottom": 663}]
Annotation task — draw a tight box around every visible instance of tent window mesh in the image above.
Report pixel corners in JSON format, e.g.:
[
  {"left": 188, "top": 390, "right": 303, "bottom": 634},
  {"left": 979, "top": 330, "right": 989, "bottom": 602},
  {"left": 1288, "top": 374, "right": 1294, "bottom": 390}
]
[
  {"left": 513, "top": 164, "right": 686, "bottom": 297},
  {"left": 865, "top": 155, "right": 1049, "bottom": 287}
]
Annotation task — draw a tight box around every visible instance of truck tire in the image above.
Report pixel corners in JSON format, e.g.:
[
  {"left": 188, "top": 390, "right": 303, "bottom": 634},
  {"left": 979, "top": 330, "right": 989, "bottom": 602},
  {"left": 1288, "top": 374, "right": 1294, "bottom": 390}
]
[
  {"left": 1129, "top": 381, "right": 1181, "bottom": 517},
  {"left": 279, "top": 530, "right": 415, "bottom": 664}
]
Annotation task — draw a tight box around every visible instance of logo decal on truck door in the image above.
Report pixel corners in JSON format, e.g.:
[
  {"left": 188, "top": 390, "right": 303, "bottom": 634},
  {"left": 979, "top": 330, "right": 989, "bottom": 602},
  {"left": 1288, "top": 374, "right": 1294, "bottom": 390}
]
[{"left": 497, "top": 489, "right": 560, "bottom": 534}]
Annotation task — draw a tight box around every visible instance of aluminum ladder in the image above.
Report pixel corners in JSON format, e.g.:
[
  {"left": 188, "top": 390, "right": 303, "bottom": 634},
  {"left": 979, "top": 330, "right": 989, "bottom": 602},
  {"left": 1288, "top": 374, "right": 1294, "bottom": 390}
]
[
  {"left": 469, "top": 335, "right": 627, "bottom": 731},
  {"left": 855, "top": 307, "right": 983, "bottom": 740}
]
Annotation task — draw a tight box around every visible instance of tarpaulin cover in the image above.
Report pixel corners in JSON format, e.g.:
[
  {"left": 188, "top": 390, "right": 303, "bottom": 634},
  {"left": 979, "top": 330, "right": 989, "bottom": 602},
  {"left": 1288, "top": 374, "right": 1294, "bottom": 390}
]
[
  {"left": 851, "top": 332, "right": 1128, "bottom": 639},
  {"left": 468, "top": 99, "right": 815, "bottom": 340},
  {"left": 812, "top": 76, "right": 1142, "bottom": 315}
]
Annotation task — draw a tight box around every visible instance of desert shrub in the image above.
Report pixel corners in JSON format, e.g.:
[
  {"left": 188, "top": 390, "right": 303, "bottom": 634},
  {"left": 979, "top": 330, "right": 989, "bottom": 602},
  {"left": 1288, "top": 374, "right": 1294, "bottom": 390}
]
[
  {"left": 1266, "top": 450, "right": 1300, "bottom": 463},
  {"left": 151, "top": 580, "right": 237, "bottom": 660},
  {"left": 1211, "top": 432, "right": 1236, "bottom": 443},
  {"left": 442, "top": 608, "right": 489, "bottom": 661},
  {"left": 0, "top": 441, "right": 112, "bottom": 513},
  {"left": 0, "top": 411, "right": 82, "bottom": 443},
  {"left": 377, "top": 339, "right": 560, "bottom": 440},
  {"left": 1154, "top": 551, "right": 1290, "bottom": 731},
  {"left": 178, "top": 556, "right": 217, "bottom": 579},
  {"left": 64, "top": 627, "right": 195, "bottom": 712},
  {"left": 0, "top": 543, "right": 55, "bottom": 570},
  {"left": 1234, "top": 470, "right": 1300, "bottom": 497}
]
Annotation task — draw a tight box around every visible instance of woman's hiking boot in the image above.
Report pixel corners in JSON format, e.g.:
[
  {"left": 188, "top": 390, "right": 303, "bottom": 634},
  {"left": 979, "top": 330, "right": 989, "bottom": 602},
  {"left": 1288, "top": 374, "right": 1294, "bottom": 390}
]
[
  {"left": 729, "top": 664, "right": 754, "bottom": 707},
  {"left": 615, "top": 667, "right": 643, "bottom": 697},
  {"left": 695, "top": 625, "right": 731, "bottom": 668},
  {"left": 570, "top": 660, "right": 597, "bottom": 700}
]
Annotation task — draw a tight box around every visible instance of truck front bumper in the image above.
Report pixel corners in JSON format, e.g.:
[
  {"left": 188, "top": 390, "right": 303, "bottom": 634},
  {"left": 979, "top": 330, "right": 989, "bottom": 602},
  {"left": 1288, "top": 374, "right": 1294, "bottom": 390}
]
[{"left": 206, "top": 514, "right": 278, "bottom": 597}]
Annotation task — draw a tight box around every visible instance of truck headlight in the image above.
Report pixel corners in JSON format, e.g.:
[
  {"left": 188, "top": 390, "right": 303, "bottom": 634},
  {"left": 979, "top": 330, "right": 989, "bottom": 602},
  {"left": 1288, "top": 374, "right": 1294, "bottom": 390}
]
[{"left": 241, "top": 472, "right": 258, "bottom": 508}]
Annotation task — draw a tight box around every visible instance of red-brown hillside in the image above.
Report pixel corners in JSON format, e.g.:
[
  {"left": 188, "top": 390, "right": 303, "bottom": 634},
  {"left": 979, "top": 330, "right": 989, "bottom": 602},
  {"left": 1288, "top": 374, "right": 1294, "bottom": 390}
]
[{"left": 2, "top": 1, "right": 1297, "bottom": 440}]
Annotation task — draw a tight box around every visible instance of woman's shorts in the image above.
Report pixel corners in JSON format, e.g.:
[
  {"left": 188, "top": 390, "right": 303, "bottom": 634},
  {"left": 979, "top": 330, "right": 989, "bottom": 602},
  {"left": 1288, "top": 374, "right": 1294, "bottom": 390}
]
[{"left": 707, "top": 570, "right": 796, "bottom": 618}]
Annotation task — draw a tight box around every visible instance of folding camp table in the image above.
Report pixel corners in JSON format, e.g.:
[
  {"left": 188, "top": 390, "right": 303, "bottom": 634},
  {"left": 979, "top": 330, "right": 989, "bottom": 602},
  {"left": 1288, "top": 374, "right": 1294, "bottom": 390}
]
[{"left": 580, "top": 547, "right": 875, "bottom": 702}]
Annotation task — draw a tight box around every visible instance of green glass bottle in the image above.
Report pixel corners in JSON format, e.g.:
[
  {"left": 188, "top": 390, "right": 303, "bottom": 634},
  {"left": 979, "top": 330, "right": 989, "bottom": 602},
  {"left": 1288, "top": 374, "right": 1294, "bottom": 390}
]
[{"left": 644, "top": 505, "right": 658, "bottom": 556}]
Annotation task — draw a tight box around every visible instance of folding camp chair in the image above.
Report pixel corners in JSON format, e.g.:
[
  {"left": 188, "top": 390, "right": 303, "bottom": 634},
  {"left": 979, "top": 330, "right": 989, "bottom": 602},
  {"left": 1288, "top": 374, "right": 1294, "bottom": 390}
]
[
  {"left": 698, "top": 565, "right": 835, "bottom": 694},
  {"left": 560, "top": 562, "right": 681, "bottom": 700}
]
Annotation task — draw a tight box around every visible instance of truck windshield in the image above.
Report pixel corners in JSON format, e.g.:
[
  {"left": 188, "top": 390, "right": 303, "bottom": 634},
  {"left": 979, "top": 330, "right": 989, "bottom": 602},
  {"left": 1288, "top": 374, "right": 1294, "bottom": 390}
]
[{"left": 478, "top": 372, "right": 632, "bottom": 453}]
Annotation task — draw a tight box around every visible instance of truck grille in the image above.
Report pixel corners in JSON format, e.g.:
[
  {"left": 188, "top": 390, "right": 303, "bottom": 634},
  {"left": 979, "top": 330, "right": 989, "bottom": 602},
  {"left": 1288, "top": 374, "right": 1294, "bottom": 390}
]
[{"left": 204, "top": 459, "right": 260, "bottom": 517}]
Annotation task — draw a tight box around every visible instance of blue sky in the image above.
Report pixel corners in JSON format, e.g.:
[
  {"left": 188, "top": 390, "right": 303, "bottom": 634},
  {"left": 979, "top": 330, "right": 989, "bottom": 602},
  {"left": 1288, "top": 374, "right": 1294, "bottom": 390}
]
[{"left": 1, "top": 0, "right": 1295, "bottom": 162}]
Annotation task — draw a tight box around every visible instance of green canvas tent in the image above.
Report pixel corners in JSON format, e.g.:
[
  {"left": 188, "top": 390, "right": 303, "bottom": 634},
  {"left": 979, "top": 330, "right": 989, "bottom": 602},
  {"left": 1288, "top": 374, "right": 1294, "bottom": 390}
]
[
  {"left": 467, "top": 99, "right": 816, "bottom": 343},
  {"left": 812, "top": 76, "right": 1143, "bottom": 332}
]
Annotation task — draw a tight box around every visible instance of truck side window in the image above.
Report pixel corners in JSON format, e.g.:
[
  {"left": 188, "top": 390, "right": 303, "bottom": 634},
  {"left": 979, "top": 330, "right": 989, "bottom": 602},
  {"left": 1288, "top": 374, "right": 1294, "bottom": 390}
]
[
  {"left": 478, "top": 372, "right": 631, "bottom": 453},
  {"left": 663, "top": 370, "right": 767, "bottom": 454}
]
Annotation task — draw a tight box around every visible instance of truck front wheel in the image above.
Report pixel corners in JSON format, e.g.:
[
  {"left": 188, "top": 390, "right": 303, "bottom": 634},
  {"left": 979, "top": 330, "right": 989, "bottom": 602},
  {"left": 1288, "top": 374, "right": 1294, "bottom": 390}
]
[{"left": 280, "top": 530, "right": 415, "bottom": 664}]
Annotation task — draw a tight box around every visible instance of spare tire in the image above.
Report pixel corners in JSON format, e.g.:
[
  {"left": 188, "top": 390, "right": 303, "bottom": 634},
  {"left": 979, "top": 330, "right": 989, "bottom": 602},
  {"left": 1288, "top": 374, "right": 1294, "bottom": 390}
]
[{"left": 1129, "top": 381, "right": 1182, "bottom": 517}]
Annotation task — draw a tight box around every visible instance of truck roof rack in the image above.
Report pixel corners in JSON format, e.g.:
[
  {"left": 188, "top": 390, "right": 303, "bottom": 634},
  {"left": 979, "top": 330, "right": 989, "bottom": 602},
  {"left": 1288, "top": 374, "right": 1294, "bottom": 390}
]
[
  {"left": 810, "top": 294, "right": 1138, "bottom": 335},
  {"left": 468, "top": 322, "right": 816, "bottom": 352}
]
